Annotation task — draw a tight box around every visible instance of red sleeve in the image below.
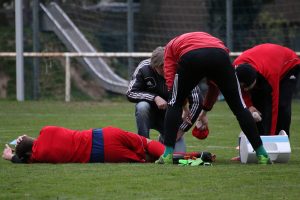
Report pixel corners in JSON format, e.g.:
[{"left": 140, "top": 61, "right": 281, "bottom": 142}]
[
  {"left": 202, "top": 80, "right": 220, "bottom": 111},
  {"left": 241, "top": 90, "right": 253, "bottom": 108},
  {"left": 164, "top": 41, "right": 179, "bottom": 91}
]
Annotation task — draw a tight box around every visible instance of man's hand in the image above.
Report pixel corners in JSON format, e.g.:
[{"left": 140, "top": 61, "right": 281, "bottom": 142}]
[
  {"left": 248, "top": 106, "right": 262, "bottom": 122},
  {"left": 154, "top": 96, "right": 168, "bottom": 110},
  {"left": 196, "top": 110, "right": 208, "bottom": 130},
  {"left": 182, "top": 105, "right": 192, "bottom": 125},
  {"left": 16, "top": 135, "right": 27, "bottom": 145},
  {"left": 2, "top": 144, "right": 14, "bottom": 161}
]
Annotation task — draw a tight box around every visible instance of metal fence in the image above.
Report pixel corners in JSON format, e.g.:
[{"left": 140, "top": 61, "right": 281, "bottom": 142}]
[{"left": 1, "top": 51, "right": 300, "bottom": 102}]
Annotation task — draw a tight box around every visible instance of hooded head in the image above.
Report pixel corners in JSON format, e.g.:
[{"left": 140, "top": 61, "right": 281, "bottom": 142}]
[
  {"left": 235, "top": 63, "right": 257, "bottom": 88},
  {"left": 15, "top": 135, "right": 35, "bottom": 163}
]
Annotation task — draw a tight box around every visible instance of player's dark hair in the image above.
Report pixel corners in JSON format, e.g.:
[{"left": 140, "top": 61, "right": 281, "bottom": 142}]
[
  {"left": 15, "top": 136, "right": 34, "bottom": 163},
  {"left": 236, "top": 63, "right": 257, "bottom": 87}
]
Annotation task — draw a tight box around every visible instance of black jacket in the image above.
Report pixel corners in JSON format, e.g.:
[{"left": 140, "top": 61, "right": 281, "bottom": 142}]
[{"left": 127, "top": 59, "right": 169, "bottom": 103}]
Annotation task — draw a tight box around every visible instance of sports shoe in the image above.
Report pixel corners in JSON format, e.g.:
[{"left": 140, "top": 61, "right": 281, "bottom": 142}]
[
  {"left": 257, "top": 155, "right": 273, "bottom": 165},
  {"left": 155, "top": 154, "right": 173, "bottom": 164}
]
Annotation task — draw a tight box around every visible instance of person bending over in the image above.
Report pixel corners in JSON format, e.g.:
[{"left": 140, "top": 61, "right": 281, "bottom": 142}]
[
  {"left": 234, "top": 43, "right": 300, "bottom": 137},
  {"left": 156, "top": 32, "right": 271, "bottom": 165}
]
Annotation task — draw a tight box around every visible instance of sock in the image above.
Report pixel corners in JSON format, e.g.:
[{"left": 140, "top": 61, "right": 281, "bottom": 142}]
[
  {"left": 163, "top": 146, "right": 174, "bottom": 157},
  {"left": 255, "top": 145, "right": 268, "bottom": 157}
]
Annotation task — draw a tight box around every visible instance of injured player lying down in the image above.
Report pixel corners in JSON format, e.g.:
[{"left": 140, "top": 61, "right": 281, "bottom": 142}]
[{"left": 2, "top": 125, "right": 215, "bottom": 164}]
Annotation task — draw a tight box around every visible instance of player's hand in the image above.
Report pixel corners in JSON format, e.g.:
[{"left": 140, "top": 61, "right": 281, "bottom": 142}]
[
  {"left": 248, "top": 106, "right": 260, "bottom": 114},
  {"left": 196, "top": 110, "right": 208, "bottom": 130},
  {"left": 182, "top": 106, "right": 192, "bottom": 125},
  {"left": 248, "top": 106, "right": 262, "bottom": 122},
  {"left": 2, "top": 144, "right": 14, "bottom": 161},
  {"left": 16, "top": 135, "right": 27, "bottom": 145},
  {"left": 154, "top": 96, "right": 168, "bottom": 110}
]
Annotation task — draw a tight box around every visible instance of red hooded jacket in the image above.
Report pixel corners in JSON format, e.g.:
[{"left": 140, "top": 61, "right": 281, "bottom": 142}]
[
  {"left": 30, "top": 126, "right": 93, "bottom": 163},
  {"left": 29, "top": 126, "right": 164, "bottom": 163}
]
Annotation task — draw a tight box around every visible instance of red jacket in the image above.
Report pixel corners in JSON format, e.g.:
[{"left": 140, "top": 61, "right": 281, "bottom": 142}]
[
  {"left": 233, "top": 43, "right": 300, "bottom": 134},
  {"left": 30, "top": 126, "right": 93, "bottom": 163},
  {"left": 29, "top": 126, "right": 164, "bottom": 163},
  {"left": 164, "top": 32, "right": 229, "bottom": 90}
]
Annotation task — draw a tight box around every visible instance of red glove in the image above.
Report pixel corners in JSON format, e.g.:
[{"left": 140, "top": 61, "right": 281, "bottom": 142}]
[{"left": 192, "top": 126, "right": 209, "bottom": 140}]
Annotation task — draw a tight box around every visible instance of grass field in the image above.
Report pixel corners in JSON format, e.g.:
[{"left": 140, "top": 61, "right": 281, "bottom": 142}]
[{"left": 0, "top": 100, "right": 300, "bottom": 199}]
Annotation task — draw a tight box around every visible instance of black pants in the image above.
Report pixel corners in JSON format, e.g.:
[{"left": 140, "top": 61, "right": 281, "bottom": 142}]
[
  {"left": 164, "top": 48, "right": 262, "bottom": 150},
  {"left": 252, "top": 65, "right": 300, "bottom": 136}
]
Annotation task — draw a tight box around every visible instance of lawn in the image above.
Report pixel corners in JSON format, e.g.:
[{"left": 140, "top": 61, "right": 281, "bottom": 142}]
[{"left": 0, "top": 100, "right": 299, "bottom": 199}]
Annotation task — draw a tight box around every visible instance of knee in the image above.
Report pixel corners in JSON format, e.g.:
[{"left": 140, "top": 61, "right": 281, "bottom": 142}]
[{"left": 135, "top": 101, "right": 151, "bottom": 117}]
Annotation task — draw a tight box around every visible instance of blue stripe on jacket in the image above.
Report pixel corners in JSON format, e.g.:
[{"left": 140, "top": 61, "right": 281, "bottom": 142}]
[{"left": 90, "top": 128, "right": 104, "bottom": 163}]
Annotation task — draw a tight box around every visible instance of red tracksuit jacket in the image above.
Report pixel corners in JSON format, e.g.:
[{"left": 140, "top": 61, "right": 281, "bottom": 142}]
[
  {"left": 30, "top": 126, "right": 164, "bottom": 163},
  {"left": 233, "top": 43, "right": 300, "bottom": 134}
]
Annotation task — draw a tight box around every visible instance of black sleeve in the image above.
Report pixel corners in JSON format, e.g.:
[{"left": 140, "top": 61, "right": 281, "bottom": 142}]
[
  {"left": 11, "top": 155, "right": 26, "bottom": 163},
  {"left": 126, "top": 59, "right": 156, "bottom": 103}
]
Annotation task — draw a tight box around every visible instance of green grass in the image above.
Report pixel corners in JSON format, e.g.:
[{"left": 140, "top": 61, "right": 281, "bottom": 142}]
[{"left": 0, "top": 100, "right": 300, "bottom": 199}]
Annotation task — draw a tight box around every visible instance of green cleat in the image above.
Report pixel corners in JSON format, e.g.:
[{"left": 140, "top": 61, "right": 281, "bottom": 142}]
[
  {"left": 257, "top": 155, "right": 273, "bottom": 165},
  {"left": 155, "top": 154, "right": 173, "bottom": 164}
]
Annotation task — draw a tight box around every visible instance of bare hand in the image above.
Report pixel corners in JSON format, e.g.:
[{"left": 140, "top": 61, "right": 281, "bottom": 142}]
[
  {"left": 196, "top": 110, "right": 208, "bottom": 130},
  {"left": 248, "top": 106, "right": 262, "bottom": 122},
  {"left": 16, "top": 135, "right": 27, "bottom": 145},
  {"left": 154, "top": 96, "right": 167, "bottom": 110},
  {"left": 182, "top": 107, "right": 192, "bottom": 125},
  {"left": 2, "top": 144, "right": 14, "bottom": 160},
  {"left": 248, "top": 106, "right": 261, "bottom": 114}
]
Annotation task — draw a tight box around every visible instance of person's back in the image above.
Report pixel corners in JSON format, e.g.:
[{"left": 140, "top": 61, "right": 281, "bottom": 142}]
[
  {"left": 234, "top": 43, "right": 300, "bottom": 136},
  {"left": 234, "top": 43, "right": 299, "bottom": 80},
  {"left": 31, "top": 126, "right": 93, "bottom": 163}
]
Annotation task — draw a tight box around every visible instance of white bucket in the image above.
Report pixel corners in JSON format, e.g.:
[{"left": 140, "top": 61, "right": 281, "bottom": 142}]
[{"left": 239, "top": 130, "right": 291, "bottom": 163}]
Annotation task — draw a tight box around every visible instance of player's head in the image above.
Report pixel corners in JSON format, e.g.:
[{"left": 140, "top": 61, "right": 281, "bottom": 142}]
[
  {"left": 15, "top": 135, "right": 35, "bottom": 163},
  {"left": 235, "top": 63, "right": 257, "bottom": 91},
  {"left": 151, "top": 46, "right": 165, "bottom": 76}
]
